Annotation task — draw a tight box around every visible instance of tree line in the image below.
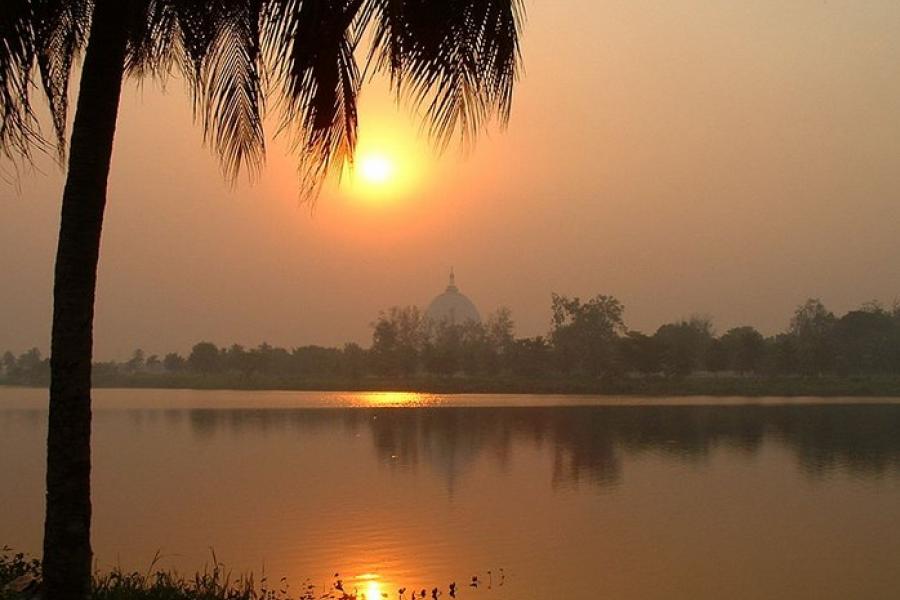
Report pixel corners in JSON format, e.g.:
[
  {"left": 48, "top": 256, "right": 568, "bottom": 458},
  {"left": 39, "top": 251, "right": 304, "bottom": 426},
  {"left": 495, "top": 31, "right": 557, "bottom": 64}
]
[{"left": 4, "top": 296, "right": 900, "bottom": 386}]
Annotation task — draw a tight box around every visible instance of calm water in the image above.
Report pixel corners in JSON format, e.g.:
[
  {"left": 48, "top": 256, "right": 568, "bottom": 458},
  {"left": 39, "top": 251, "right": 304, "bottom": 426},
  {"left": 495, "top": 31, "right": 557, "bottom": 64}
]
[{"left": 3, "top": 388, "right": 900, "bottom": 599}]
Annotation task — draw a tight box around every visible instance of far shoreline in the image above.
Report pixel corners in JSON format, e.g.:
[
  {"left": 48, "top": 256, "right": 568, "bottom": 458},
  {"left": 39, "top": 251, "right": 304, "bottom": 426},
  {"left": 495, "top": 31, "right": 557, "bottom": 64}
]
[{"left": 5, "top": 373, "right": 900, "bottom": 397}]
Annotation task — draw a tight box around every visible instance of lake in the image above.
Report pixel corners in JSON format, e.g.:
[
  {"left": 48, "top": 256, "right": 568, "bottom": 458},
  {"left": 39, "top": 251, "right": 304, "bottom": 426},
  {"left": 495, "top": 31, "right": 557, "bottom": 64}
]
[{"left": 2, "top": 388, "right": 900, "bottom": 599}]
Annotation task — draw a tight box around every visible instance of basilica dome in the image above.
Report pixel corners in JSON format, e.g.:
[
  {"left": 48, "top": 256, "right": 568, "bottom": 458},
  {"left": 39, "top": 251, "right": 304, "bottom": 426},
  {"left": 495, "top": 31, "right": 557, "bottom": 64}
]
[{"left": 425, "top": 269, "right": 481, "bottom": 324}]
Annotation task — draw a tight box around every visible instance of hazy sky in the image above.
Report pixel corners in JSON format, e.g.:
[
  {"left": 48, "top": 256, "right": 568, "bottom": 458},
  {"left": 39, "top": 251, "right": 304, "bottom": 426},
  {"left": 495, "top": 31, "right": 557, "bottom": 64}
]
[{"left": 3, "top": 0, "right": 900, "bottom": 359}]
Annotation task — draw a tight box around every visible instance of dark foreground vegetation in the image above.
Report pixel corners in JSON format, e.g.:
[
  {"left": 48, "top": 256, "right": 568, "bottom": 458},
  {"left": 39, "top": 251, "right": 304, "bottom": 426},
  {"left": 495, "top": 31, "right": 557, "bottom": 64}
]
[
  {"left": 5, "top": 296, "right": 900, "bottom": 396},
  {"left": 1, "top": 549, "right": 452, "bottom": 600}
]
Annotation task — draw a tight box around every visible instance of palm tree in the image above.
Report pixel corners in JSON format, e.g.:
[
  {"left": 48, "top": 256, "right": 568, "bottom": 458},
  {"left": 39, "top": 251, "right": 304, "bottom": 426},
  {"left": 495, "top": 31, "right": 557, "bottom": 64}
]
[{"left": 0, "top": 2, "right": 524, "bottom": 599}]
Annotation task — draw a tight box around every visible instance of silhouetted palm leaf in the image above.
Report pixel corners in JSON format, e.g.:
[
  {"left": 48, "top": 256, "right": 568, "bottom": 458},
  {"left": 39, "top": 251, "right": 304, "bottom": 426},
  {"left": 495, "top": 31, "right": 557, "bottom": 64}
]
[
  {"left": 33, "top": 0, "right": 91, "bottom": 155},
  {"left": 0, "top": 0, "right": 40, "bottom": 160},
  {"left": 264, "top": 0, "right": 363, "bottom": 192},
  {"left": 1, "top": 0, "right": 523, "bottom": 188}
]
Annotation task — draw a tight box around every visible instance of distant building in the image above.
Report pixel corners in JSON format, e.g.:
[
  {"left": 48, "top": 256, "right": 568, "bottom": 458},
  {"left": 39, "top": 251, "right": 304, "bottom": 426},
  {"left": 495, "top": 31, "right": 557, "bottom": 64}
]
[{"left": 425, "top": 268, "right": 481, "bottom": 324}]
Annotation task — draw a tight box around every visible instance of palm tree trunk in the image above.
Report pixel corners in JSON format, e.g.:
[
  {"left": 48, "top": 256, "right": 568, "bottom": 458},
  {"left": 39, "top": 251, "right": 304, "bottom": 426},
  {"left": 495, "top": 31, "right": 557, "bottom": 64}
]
[{"left": 43, "top": 2, "right": 129, "bottom": 599}]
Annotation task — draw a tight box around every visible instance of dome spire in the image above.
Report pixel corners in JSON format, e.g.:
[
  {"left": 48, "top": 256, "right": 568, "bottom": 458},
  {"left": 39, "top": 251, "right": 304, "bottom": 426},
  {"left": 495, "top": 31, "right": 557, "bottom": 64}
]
[{"left": 448, "top": 266, "right": 456, "bottom": 291}]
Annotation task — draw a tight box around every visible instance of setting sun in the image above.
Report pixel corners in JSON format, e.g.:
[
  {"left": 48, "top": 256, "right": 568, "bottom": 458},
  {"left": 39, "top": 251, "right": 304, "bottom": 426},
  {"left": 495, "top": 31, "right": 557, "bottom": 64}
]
[
  {"left": 331, "top": 98, "right": 433, "bottom": 205},
  {"left": 341, "top": 134, "right": 426, "bottom": 203},
  {"left": 359, "top": 154, "right": 394, "bottom": 185}
]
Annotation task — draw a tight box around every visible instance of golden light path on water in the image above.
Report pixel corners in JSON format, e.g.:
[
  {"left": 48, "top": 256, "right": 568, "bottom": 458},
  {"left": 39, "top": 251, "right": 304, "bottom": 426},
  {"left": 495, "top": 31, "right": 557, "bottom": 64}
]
[
  {"left": 359, "top": 574, "right": 383, "bottom": 600},
  {"left": 353, "top": 391, "right": 439, "bottom": 407}
]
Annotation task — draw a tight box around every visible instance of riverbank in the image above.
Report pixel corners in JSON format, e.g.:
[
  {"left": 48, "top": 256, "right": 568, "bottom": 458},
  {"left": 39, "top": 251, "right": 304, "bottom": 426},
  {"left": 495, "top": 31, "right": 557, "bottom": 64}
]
[
  {"left": 0, "top": 549, "right": 358, "bottom": 600},
  {"left": 5, "top": 373, "right": 900, "bottom": 396}
]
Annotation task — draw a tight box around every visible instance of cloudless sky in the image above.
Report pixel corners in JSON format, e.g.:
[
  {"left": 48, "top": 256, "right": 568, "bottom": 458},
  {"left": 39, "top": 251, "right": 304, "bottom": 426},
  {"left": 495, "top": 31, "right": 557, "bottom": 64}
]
[{"left": 2, "top": 0, "right": 900, "bottom": 359}]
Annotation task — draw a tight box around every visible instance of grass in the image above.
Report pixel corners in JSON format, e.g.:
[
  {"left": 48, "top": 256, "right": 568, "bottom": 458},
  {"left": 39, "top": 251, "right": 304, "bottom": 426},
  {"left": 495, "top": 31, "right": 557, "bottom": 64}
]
[
  {"left": 0, "top": 549, "right": 438, "bottom": 600},
  {"left": 0, "top": 550, "right": 39, "bottom": 600}
]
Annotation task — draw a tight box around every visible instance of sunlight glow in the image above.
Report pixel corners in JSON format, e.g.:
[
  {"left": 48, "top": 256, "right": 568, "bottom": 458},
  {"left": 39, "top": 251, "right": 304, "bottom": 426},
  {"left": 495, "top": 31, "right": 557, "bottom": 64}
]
[
  {"left": 364, "top": 580, "right": 383, "bottom": 600},
  {"left": 359, "top": 154, "right": 394, "bottom": 185},
  {"left": 356, "top": 573, "right": 385, "bottom": 600},
  {"left": 356, "top": 392, "right": 438, "bottom": 407},
  {"left": 335, "top": 102, "right": 431, "bottom": 206}
]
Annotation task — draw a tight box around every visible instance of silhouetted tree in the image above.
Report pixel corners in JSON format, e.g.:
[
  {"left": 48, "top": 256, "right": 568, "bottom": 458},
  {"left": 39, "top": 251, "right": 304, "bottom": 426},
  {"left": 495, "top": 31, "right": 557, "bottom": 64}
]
[
  {"left": 654, "top": 317, "right": 714, "bottom": 376},
  {"left": 145, "top": 354, "right": 161, "bottom": 371},
  {"left": 188, "top": 342, "right": 222, "bottom": 374},
  {"left": 1, "top": 351, "right": 15, "bottom": 376},
  {"left": 720, "top": 326, "right": 766, "bottom": 374},
  {"left": 290, "top": 345, "right": 342, "bottom": 377},
  {"left": 17, "top": 348, "right": 42, "bottom": 375},
  {"left": 618, "top": 331, "right": 662, "bottom": 375},
  {"left": 705, "top": 338, "right": 728, "bottom": 374},
  {"left": 6, "top": 347, "right": 51, "bottom": 385},
  {"left": 162, "top": 352, "right": 186, "bottom": 372},
  {"left": 423, "top": 319, "right": 463, "bottom": 376},
  {"left": 509, "top": 336, "right": 551, "bottom": 377},
  {"left": 790, "top": 299, "right": 836, "bottom": 375},
  {"left": 224, "top": 344, "right": 250, "bottom": 375},
  {"left": 769, "top": 333, "right": 798, "bottom": 375},
  {"left": 2, "top": 3, "right": 523, "bottom": 596},
  {"left": 340, "top": 343, "right": 367, "bottom": 379},
  {"left": 371, "top": 306, "right": 426, "bottom": 377},
  {"left": 458, "top": 321, "right": 489, "bottom": 376},
  {"left": 550, "top": 294, "right": 625, "bottom": 376},
  {"left": 91, "top": 360, "right": 119, "bottom": 380},
  {"left": 485, "top": 307, "right": 516, "bottom": 373},
  {"left": 124, "top": 348, "right": 144, "bottom": 373},
  {"left": 247, "top": 342, "right": 291, "bottom": 375},
  {"left": 832, "top": 307, "right": 897, "bottom": 374}
]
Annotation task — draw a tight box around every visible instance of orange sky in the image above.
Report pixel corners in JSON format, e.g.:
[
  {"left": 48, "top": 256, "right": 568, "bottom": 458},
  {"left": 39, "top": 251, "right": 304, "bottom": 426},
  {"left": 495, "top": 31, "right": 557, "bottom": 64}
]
[{"left": 2, "top": 0, "right": 900, "bottom": 359}]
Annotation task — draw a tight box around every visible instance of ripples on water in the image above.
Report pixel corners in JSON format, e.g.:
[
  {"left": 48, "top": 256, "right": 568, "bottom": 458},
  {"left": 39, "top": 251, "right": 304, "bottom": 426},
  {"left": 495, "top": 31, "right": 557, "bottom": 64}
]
[{"left": 2, "top": 389, "right": 900, "bottom": 600}]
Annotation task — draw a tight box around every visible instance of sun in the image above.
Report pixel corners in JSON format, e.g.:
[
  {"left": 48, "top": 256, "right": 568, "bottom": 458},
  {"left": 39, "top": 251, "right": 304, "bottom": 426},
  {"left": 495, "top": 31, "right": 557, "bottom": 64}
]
[
  {"left": 358, "top": 153, "right": 395, "bottom": 186},
  {"left": 335, "top": 106, "right": 431, "bottom": 204}
]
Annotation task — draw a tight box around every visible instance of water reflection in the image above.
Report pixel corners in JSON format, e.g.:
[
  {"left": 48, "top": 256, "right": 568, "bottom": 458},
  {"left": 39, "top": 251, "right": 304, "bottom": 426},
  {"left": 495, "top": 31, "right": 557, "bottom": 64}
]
[
  {"left": 353, "top": 392, "right": 441, "bottom": 407},
  {"left": 357, "top": 574, "right": 382, "bottom": 600},
  {"left": 182, "top": 405, "right": 900, "bottom": 489},
  {"left": 4, "top": 395, "right": 900, "bottom": 599}
]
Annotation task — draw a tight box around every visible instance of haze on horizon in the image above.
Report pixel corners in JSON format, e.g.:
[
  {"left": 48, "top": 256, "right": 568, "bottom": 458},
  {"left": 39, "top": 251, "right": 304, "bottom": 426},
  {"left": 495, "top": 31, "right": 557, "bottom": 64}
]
[{"left": 2, "top": 0, "right": 900, "bottom": 360}]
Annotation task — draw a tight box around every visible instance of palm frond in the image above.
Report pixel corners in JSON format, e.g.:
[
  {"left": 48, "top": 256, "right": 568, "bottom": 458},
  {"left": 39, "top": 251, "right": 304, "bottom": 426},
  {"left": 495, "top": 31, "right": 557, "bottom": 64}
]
[
  {"left": 130, "top": 0, "right": 266, "bottom": 182},
  {"left": 127, "top": 0, "right": 179, "bottom": 79},
  {"left": 264, "top": 0, "right": 364, "bottom": 195},
  {"left": 367, "top": 0, "right": 524, "bottom": 149},
  {"left": 1, "top": 0, "right": 525, "bottom": 193},
  {"left": 0, "top": 0, "right": 92, "bottom": 163},
  {"left": 0, "top": 0, "right": 40, "bottom": 161},
  {"left": 172, "top": 0, "right": 219, "bottom": 92},
  {"left": 200, "top": 0, "right": 266, "bottom": 181},
  {"left": 32, "top": 0, "right": 91, "bottom": 157}
]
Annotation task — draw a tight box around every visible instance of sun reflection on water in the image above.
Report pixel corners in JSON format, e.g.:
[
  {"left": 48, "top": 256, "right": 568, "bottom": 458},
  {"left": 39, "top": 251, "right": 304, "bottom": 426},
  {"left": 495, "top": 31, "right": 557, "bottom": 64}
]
[
  {"left": 363, "top": 580, "right": 382, "bottom": 599},
  {"left": 355, "top": 573, "right": 386, "bottom": 600},
  {"left": 355, "top": 392, "right": 439, "bottom": 407}
]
